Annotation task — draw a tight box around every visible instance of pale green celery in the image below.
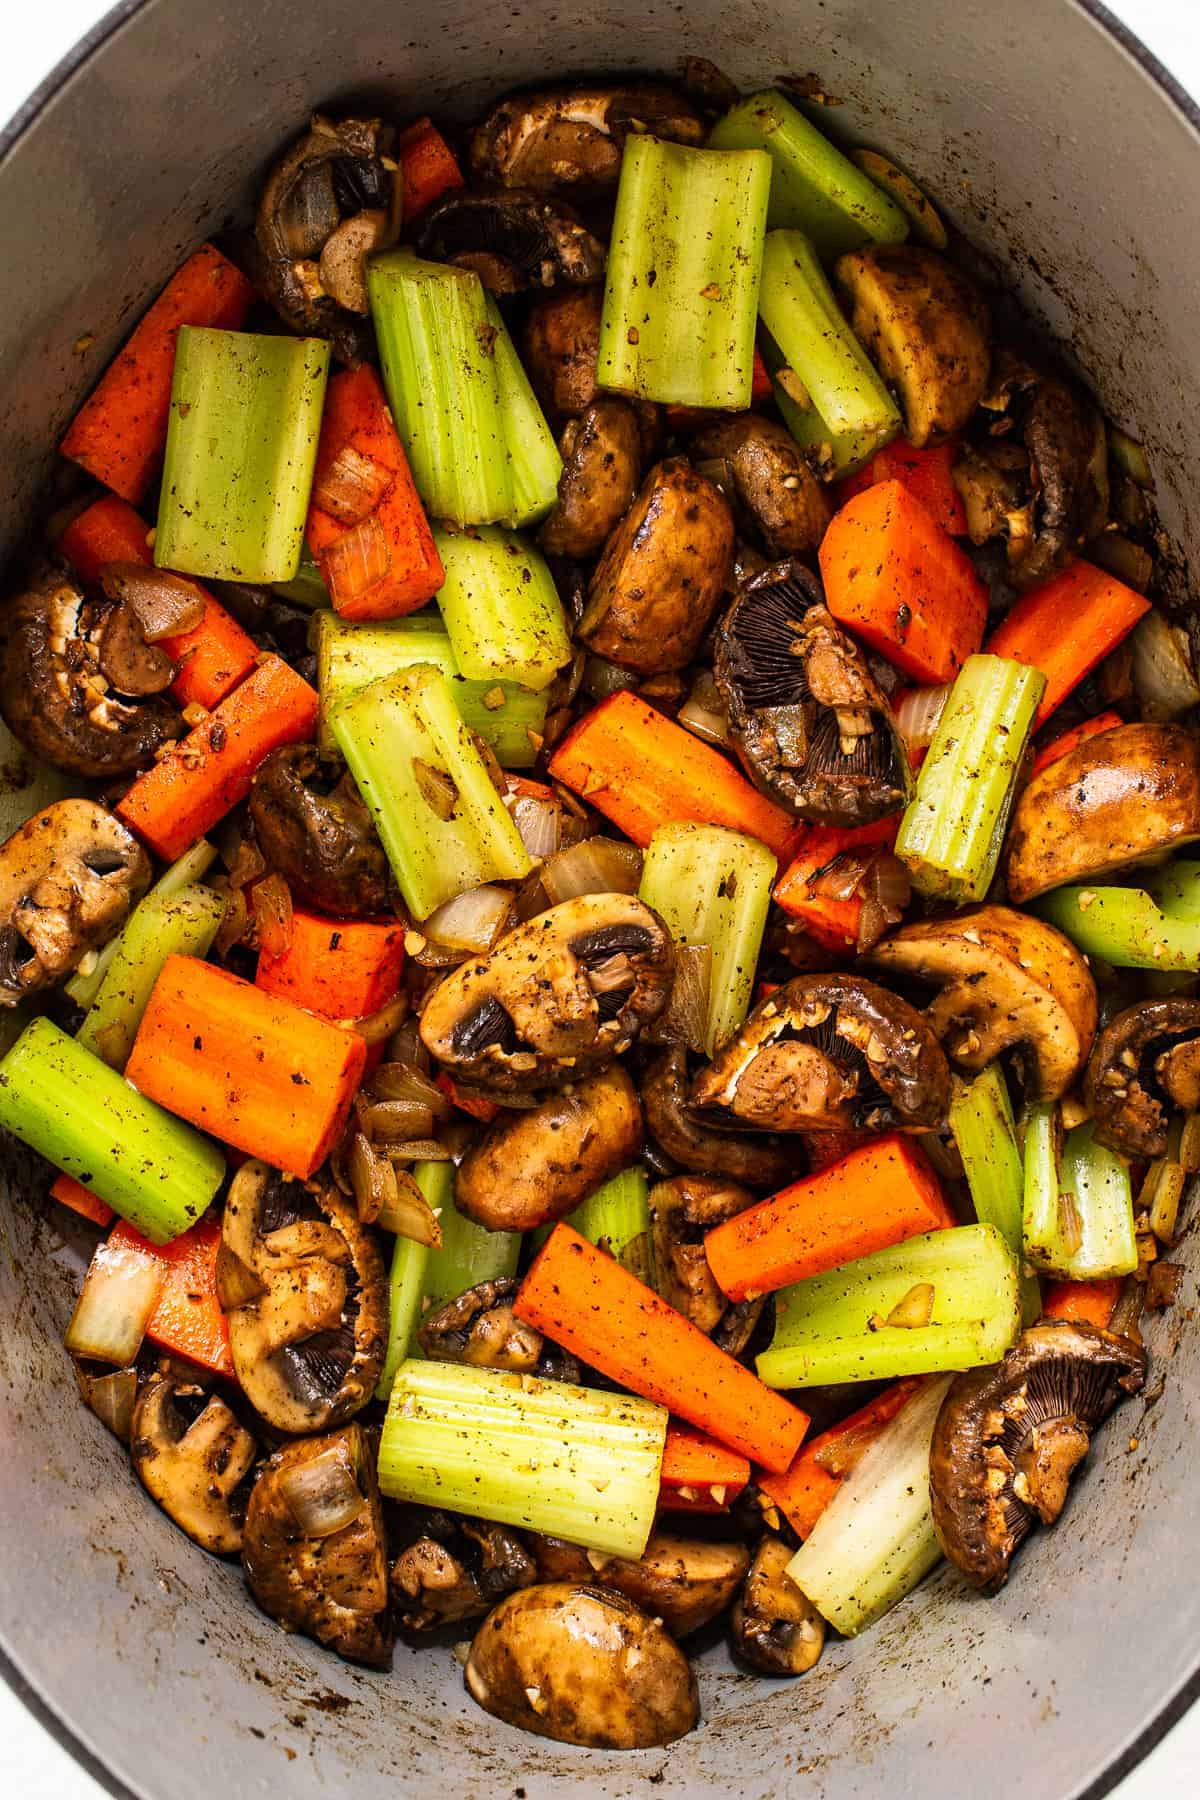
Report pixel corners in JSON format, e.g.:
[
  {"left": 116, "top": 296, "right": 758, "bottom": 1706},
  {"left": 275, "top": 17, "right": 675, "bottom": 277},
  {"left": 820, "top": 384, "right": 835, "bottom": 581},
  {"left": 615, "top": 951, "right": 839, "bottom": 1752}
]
[
  {"left": 568, "top": 1166, "right": 653, "bottom": 1285},
  {"left": 709, "top": 90, "right": 909, "bottom": 257},
  {"left": 378, "top": 1359, "right": 667, "bottom": 1558},
  {"left": 756, "top": 1223, "right": 1020, "bottom": 1388},
  {"left": 1156, "top": 860, "right": 1200, "bottom": 922},
  {"left": 767, "top": 334, "right": 898, "bottom": 478},
  {"left": 949, "top": 1067, "right": 1041, "bottom": 1324},
  {"left": 77, "top": 886, "right": 225, "bottom": 1070},
  {"left": 638, "top": 822, "right": 776, "bottom": 1056},
  {"left": 377, "top": 1237, "right": 430, "bottom": 1402},
  {"left": 331, "top": 666, "right": 531, "bottom": 919},
  {"left": 487, "top": 297, "right": 562, "bottom": 528},
  {"left": 1036, "top": 885, "right": 1200, "bottom": 972},
  {"left": 66, "top": 839, "right": 219, "bottom": 1009},
  {"left": 896, "top": 655, "right": 1045, "bottom": 903},
  {"left": 757, "top": 233, "right": 902, "bottom": 439},
  {"left": 597, "top": 135, "right": 771, "bottom": 408},
  {"left": 155, "top": 327, "right": 329, "bottom": 582},
  {"left": 271, "top": 550, "right": 329, "bottom": 607},
  {"left": 368, "top": 251, "right": 512, "bottom": 526},
  {"left": 1023, "top": 1112, "right": 1138, "bottom": 1280},
  {"left": 0, "top": 1017, "right": 224, "bottom": 1243},
  {"left": 787, "top": 1375, "right": 951, "bottom": 1637},
  {"left": 432, "top": 526, "right": 572, "bottom": 693},
  {"left": 313, "top": 609, "right": 546, "bottom": 765}
]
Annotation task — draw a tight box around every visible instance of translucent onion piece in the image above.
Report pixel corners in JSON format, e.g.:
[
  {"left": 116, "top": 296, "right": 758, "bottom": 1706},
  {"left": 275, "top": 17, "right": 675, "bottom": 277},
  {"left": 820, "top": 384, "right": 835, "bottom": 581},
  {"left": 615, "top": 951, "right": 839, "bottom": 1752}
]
[
  {"left": 312, "top": 444, "right": 392, "bottom": 526},
  {"left": 1130, "top": 611, "right": 1200, "bottom": 722},
  {"left": 277, "top": 1440, "right": 366, "bottom": 1539},
  {"left": 368, "top": 1062, "right": 451, "bottom": 1118},
  {"left": 340, "top": 993, "right": 409, "bottom": 1045},
  {"left": 810, "top": 849, "right": 877, "bottom": 904},
  {"left": 65, "top": 1238, "right": 163, "bottom": 1365},
  {"left": 541, "top": 836, "right": 644, "bottom": 904},
  {"left": 645, "top": 942, "right": 711, "bottom": 1056},
  {"left": 679, "top": 670, "right": 732, "bottom": 748},
  {"left": 386, "top": 1019, "right": 430, "bottom": 1072},
  {"left": 510, "top": 793, "right": 561, "bottom": 861},
  {"left": 422, "top": 883, "right": 513, "bottom": 953},
  {"left": 213, "top": 882, "right": 251, "bottom": 956},
  {"left": 894, "top": 683, "right": 950, "bottom": 752},
  {"left": 349, "top": 1130, "right": 394, "bottom": 1225},
  {"left": 323, "top": 514, "right": 392, "bottom": 602},
  {"left": 99, "top": 562, "right": 206, "bottom": 641},
  {"left": 377, "top": 1166, "right": 445, "bottom": 1245},
  {"left": 360, "top": 1098, "right": 435, "bottom": 1142},
  {"left": 252, "top": 873, "right": 294, "bottom": 958},
  {"left": 224, "top": 832, "right": 267, "bottom": 891},
  {"left": 76, "top": 1364, "right": 138, "bottom": 1443},
  {"left": 381, "top": 1139, "right": 453, "bottom": 1163}
]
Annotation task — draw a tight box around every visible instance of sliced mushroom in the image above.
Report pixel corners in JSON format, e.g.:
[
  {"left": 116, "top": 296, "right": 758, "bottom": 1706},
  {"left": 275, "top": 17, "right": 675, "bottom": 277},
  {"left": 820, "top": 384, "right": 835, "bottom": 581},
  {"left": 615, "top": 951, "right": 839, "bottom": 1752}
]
[
  {"left": 522, "top": 284, "right": 605, "bottom": 417},
  {"left": 691, "top": 974, "right": 950, "bottom": 1134},
  {"left": 131, "top": 1373, "right": 257, "bottom": 1555},
  {"left": 417, "top": 188, "right": 605, "bottom": 295},
  {"left": 217, "top": 1160, "right": 387, "bottom": 1435},
  {"left": 649, "top": 1175, "right": 763, "bottom": 1352},
  {"left": 469, "top": 84, "right": 704, "bottom": 196},
  {"left": 418, "top": 1277, "right": 545, "bottom": 1373},
  {"left": 729, "top": 1536, "right": 825, "bottom": 1675},
  {"left": 692, "top": 416, "right": 832, "bottom": 557},
  {"left": 419, "top": 893, "right": 673, "bottom": 1094},
  {"left": 531, "top": 1532, "right": 749, "bottom": 1638},
  {"left": 715, "top": 564, "right": 911, "bottom": 825},
  {"left": 249, "top": 743, "right": 391, "bottom": 918},
  {"left": 1083, "top": 998, "right": 1200, "bottom": 1159},
  {"left": 872, "top": 906, "right": 1098, "bottom": 1103},
  {"left": 0, "top": 800, "right": 150, "bottom": 1005},
  {"left": 1006, "top": 723, "right": 1200, "bottom": 904},
  {"left": 242, "top": 1423, "right": 391, "bottom": 1664},
  {"left": 834, "top": 245, "right": 990, "bottom": 447},
  {"left": 464, "top": 1582, "right": 699, "bottom": 1748},
  {"left": 540, "top": 399, "right": 643, "bottom": 559},
  {"left": 391, "top": 1512, "right": 536, "bottom": 1632},
  {"left": 642, "top": 1048, "right": 801, "bottom": 1189},
  {"left": 929, "top": 1321, "right": 1147, "bottom": 1592}
]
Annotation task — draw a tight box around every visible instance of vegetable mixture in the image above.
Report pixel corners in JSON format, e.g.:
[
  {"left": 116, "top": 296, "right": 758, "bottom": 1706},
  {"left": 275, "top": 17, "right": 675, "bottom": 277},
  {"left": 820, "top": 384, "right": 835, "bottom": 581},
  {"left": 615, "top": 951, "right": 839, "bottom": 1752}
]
[{"left": 1, "top": 66, "right": 1188, "bottom": 1751}]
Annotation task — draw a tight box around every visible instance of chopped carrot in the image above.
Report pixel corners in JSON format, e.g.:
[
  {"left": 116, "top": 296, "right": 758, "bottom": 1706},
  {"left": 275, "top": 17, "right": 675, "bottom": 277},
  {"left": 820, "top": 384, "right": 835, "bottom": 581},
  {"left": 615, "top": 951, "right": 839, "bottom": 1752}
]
[
  {"left": 306, "top": 366, "right": 444, "bottom": 619},
  {"left": 1030, "top": 710, "right": 1125, "bottom": 777},
  {"left": 1040, "top": 1277, "right": 1121, "bottom": 1330},
  {"left": 514, "top": 1223, "right": 810, "bottom": 1473},
  {"left": 818, "top": 478, "right": 988, "bottom": 684},
  {"left": 126, "top": 955, "right": 366, "bottom": 1180},
  {"left": 657, "top": 1422, "right": 750, "bottom": 1513},
  {"left": 256, "top": 907, "right": 405, "bottom": 1021},
  {"left": 117, "top": 655, "right": 318, "bottom": 862},
  {"left": 758, "top": 1378, "right": 925, "bottom": 1538},
  {"left": 750, "top": 347, "right": 773, "bottom": 406},
  {"left": 839, "top": 438, "right": 967, "bottom": 536},
  {"left": 984, "top": 560, "right": 1151, "bottom": 728},
  {"left": 51, "top": 1172, "right": 114, "bottom": 1228},
  {"left": 109, "top": 1216, "right": 232, "bottom": 1376},
  {"left": 434, "top": 1071, "right": 501, "bottom": 1124},
  {"left": 59, "top": 494, "right": 257, "bottom": 709},
  {"left": 397, "top": 117, "right": 465, "bottom": 222},
  {"left": 773, "top": 815, "right": 900, "bottom": 950},
  {"left": 61, "top": 245, "right": 254, "bottom": 504},
  {"left": 548, "top": 691, "right": 798, "bottom": 859},
  {"left": 704, "top": 1134, "right": 954, "bottom": 1304}
]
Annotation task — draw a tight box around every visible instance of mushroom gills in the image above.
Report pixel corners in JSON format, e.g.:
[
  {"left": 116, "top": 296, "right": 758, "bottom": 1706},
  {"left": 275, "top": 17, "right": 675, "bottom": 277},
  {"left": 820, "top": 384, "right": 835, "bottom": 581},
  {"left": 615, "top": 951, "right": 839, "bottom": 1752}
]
[{"left": 417, "top": 188, "right": 606, "bottom": 294}]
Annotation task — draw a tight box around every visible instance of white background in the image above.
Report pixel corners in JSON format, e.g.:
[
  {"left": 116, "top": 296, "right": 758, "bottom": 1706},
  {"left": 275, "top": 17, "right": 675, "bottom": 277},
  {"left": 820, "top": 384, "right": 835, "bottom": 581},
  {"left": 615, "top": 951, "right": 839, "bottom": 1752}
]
[{"left": 1, "top": 1, "right": 1199, "bottom": 1795}]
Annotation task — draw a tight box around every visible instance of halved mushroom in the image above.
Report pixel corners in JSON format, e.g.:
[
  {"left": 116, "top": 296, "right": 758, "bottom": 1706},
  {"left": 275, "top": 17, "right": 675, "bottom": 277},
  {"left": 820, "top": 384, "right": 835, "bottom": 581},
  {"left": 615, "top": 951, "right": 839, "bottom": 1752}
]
[
  {"left": 522, "top": 284, "right": 605, "bottom": 418},
  {"left": 0, "top": 799, "right": 150, "bottom": 1005},
  {"left": 131, "top": 1373, "right": 257, "bottom": 1555},
  {"left": 691, "top": 974, "right": 950, "bottom": 1134},
  {"left": 249, "top": 743, "right": 391, "bottom": 918},
  {"left": 419, "top": 893, "right": 674, "bottom": 1094},
  {"left": 531, "top": 1532, "right": 749, "bottom": 1638},
  {"left": 642, "top": 1047, "right": 801, "bottom": 1190},
  {"left": 1083, "top": 998, "right": 1200, "bottom": 1159},
  {"left": 834, "top": 245, "right": 990, "bottom": 447},
  {"left": 691, "top": 416, "right": 832, "bottom": 558},
  {"left": 418, "top": 1276, "right": 556, "bottom": 1374},
  {"left": 929, "top": 1321, "right": 1147, "bottom": 1592},
  {"left": 715, "top": 564, "right": 911, "bottom": 825},
  {"left": 729, "top": 1536, "right": 825, "bottom": 1676},
  {"left": 469, "top": 84, "right": 704, "bottom": 196},
  {"left": 578, "top": 459, "right": 735, "bottom": 675},
  {"left": 1006, "top": 723, "right": 1200, "bottom": 904},
  {"left": 216, "top": 1160, "right": 387, "bottom": 1435},
  {"left": 417, "top": 188, "right": 605, "bottom": 295},
  {"left": 0, "top": 565, "right": 181, "bottom": 778},
  {"left": 391, "top": 1512, "right": 536, "bottom": 1632},
  {"left": 242, "top": 1423, "right": 391, "bottom": 1664},
  {"left": 464, "top": 1582, "right": 699, "bottom": 1748},
  {"left": 455, "top": 1064, "right": 643, "bottom": 1232},
  {"left": 872, "top": 906, "right": 1098, "bottom": 1103},
  {"left": 649, "top": 1174, "right": 763, "bottom": 1353},
  {"left": 540, "top": 398, "right": 643, "bottom": 559}
]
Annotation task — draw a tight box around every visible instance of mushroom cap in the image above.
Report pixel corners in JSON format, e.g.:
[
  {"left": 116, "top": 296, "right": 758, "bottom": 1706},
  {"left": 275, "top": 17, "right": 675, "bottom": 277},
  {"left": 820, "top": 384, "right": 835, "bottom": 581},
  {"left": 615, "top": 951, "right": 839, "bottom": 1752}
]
[
  {"left": 131, "top": 1374, "right": 257, "bottom": 1555},
  {"left": 521, "top": 283, "right": 605, "bottom": 418},
  {"left": 248, "top": 743, "right": 391, "bottom": 918},
  {"left": 871, "top": 904, "right": 1098, "bottom": 1103},
  {"left": 391, "top": 1514, "right": 535, "bottom": 1632},
  {"left": 641, "top": 1047, "right": 802, "bottom": 1190},
  {"left": 540, "top": 398, "right": 643, "bottom": 561},
  {"left": 1083, "top": 997, "right": 1200, "bottom": 1159},
  {"left": 469, "top": 84, "right": 704, "bottom": 195},
  {"left": 531, "top": 1532, "right": 750, "bottom": 1639},
  {"left": 691, "top": 414, "right": 833, "bottom": 559},
  {"left": 417, "top": 1277, "right": 544, "bottom": 1372},
  {"left": 729, "top": 1535, "right": 825, "bottom": 1676},
  {"left": 417, "top": 188, "right": 606, "bottom": 294},
  {"left": 649, "top": 1174, "right": 763, "bottom": 1348}
]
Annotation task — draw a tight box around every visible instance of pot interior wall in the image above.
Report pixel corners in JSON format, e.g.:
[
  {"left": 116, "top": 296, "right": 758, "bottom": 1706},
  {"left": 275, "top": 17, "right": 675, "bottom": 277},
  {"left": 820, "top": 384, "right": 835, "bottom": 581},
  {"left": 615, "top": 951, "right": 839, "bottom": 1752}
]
[{"left": 1, "top": 2, "right": 1198, "bottom": 1796}]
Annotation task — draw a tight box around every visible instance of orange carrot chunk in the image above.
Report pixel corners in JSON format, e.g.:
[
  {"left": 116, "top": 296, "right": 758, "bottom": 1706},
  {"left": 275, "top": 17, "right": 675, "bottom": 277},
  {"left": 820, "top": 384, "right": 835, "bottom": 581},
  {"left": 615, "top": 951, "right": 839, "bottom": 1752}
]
[
  {"left": 839, "top": 438, "right": 967, "bottom": 536},
  {"left": 61, "top": 245, "right": 254, "bottom": 504},
  {"left": 758, "top": 1377, "right": 925, "bottom": 1539},
  {"left": 256, "top": 908, "right": 405, "bottom": 1021},
  {"left": 818, "top": 478, "right": 988, "bottom": 685},
  {"left": 1030, "top": 710, "right": 1125, "bottom": 777},
  {"left": 434, "top": 1072, "right": 501, "bottom": 1124},
  {"left": 704, "top": 1134, "right": 955, "bottom": 1304},
  {"left": 984, "top": 561, "right": 1151, "bottom": 728},
  {"left": 1040, "top": 1277, "right": 1121, "bottom": 1330},
  {"left": 109, "top": 1216, "right": 233, "bottom": 1376},
  {"left": 657, "top": 1422, "right": 751, "bottom": 1513},
  {"left": 126, "top": 955, "right": 366, "bottom": 1181},
  {"left": 514, "top": 1222, "right": 810, "bottom": 1473},
  {"left": 773, "top": 815, "right": 900, "bottom": 950},
  {"left": 397, "top": 117, "right": 465, "bottom": 222},
  {"left": 51, "top": 1172, "right": 115, "bottom": 1228}
]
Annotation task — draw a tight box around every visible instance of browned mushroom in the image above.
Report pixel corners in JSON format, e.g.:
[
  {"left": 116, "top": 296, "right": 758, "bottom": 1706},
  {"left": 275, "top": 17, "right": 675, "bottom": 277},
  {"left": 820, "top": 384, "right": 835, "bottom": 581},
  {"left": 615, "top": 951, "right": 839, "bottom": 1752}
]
[
  {"left": 469, "top": 84, "right": 703, "bottom": 196},
  {"left": 131, "top": 1372, "right": 257, "bottom": 1555},
  {"left": 417, "top": 1276, "right": 579, "bottom": 1381},
  {"left": 692, "top": 415, "right": 832, "bottom": 557},
  {"left": 522, "top": 284, "right": 605, "bottom": 417},
  {"left": 1083, "top": 998, "right": 1200, "bottom": 1159},
  {"left": 391, "top": 1512, "right": 536, "bottom": 1631},
  {"left": 729, "top": 1536, "right": 825, "bottom": 1675},
  {"left": 540, "top": 399, "right": 643, "bottom": 559},
  {"left": 649, "top": 1174, "right": 763, "bottom": 1353},
  {"left": 531, "top": 1532, "right": 749, "bottom": 1638},
  {"left": 417, "top": 188, "right": 605, "bottom": 294},
  {"left": 641, "top": 1048, "right": 801, "bottom": 1189},
  {"left": 249, "top": 743, "right": 391, "bottom": 918}
]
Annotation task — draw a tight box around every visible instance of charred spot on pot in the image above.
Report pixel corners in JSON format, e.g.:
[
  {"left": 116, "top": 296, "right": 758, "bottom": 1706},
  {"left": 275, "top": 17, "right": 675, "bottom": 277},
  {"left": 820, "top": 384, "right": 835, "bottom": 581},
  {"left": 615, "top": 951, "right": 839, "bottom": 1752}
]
[
  {"left": 469, "top": 83, "right": 704, "bottom": 196},
  {"left": 392, "top": 1511, "right": 536, "bottom": 1633},
  {"left": 641, "top": 1046, "right": 801, "bottom": 1189},
  {"left": 249, "top": 743, "right": 391, "bottom": 918},
  {"left": 417, "top": 188, "right": 605, "bottom": 295},
  {"left": 729, "top": 1535, "right": 825, "bottom": 1676},
  {"left": 131, "top": 1372, "right": 257, "bottom": 1555},
  {"left": 930, "top": 1321, "right": 1147, "bottom": 1593},
  {"left": 1083, "top": 997, "right": 1200, "bottom": 1160}
]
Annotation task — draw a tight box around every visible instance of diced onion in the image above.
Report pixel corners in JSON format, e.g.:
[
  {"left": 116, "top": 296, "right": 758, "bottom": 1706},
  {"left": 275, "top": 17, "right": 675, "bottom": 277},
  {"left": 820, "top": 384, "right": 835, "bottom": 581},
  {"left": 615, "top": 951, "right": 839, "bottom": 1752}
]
[
  {"left": 312, "top": 445, "right": 392, "bottom": 526},
  {"left": 322, "top": 514, "right": 391, "bottom": 601},
  {"left": 348, "top": 1130, "right": 396, "bottom": 1225},
  {"left": 99, "top": 562, "right": 206, "bottom": 642},
  {"left": 65, "top": 1238, "right": 163, "bottom": 1365},
  {"left": 377, "top": 1167, "right": 444, "bottom": 1245},
  {"left": 510, "top": 794, "right": 561, "bottom": 861},
  {"left": 277, "top": 1440, "right": 366, "bottom": 1539},
  {"left": 1130, "top": 610, "right": 1200, "bottom": 722},
  {"left": 359, "top": 1097, "right": 436, "bottom": 1142},
  {"left": 645, "top": 943, "right": 711, "bottom": 1055},
  {"left": 340, "top": 992, "right": 410, "bottom": 1046},
  {"left": 75, "top": 1364, "right": 139, "bottom": 1443},
  {"left": 541, "top": 837, "right": 643, "bottom": 903},
  {"left": 893, "top": 683, "right": 950, "bottom": 752},
  {"left": 368, "top": 1061, "right": 451, "bottom": 1118},
  {"left": 678, "top": 670, "right": 732, "bottom": 748},
  {"left": 252, "top": 873, "right": 294, "bottom": 958},
  {"left": 380, "top": 1139, "right": 453, "bottom": 1163},
  {"left": 223, "top": 831, "right": 267, "bottom": 891},
  {"left": 422, "top": 884, "right": 513, "bottom": 953}
]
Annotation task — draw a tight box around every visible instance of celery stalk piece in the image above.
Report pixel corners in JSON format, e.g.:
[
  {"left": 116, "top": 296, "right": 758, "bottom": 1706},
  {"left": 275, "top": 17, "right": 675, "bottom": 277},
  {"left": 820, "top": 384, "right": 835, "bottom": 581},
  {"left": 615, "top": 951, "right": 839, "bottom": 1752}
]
[
  {"left": 756, "top": 1223, "right": 1020, "bottom": 1388},
  {"left": 487, "top": 297, "right": 563, "bottom": 528},
  {"left": 66, "top": 839, "right": 219, "bottom": 1008},
  {"left": 758, "top": 234, "right": 903, "bottom": 440},
  {"left": 1155, "top": 860, "right": 1200, "bottom": 923},
  {"left": 376, "top": 1159, "right": 446, "bottom": 1399},
  {"left": 896, "top": 654, "right": 1045, "bottom": 903},
  {"left": 379, "top": 1359, "right": 667, "bottom": 1558},
  {"left": 949, "top": 1066, "right": 1042, "bottom": 1324},
  {"left": 77, "top": 886, "right": 226, "bottom": 1070},
  {"left": 597, "top": 135, "right": 771, "bottom": 409},
  {"left": 638, "top": 823, "right": 776, "bottom": 1056},
  {"left": 787, "top": 1375, "right": 951, "bottom": 1637},
  {"left": 368, "top": 251, "right": 512, "bottom": 527},
  {"left": 272, "top": 550, "right": 329, "bottom": 607},
  {"left": 761, "top": 326, "right": 898, "bottom": 478},
  {"left": 1036, "top": 885, "right": 1200, "bottom": 972},
  {"left": 709, "top": 90, "right": 910, "bottom": 258},
  {"left": 567, "top": 1166, "right": 653, "bottom": 1285},
  {"left": 155, "top": 327, "right": 329, "bottom": 582},
  {"left": 1023, "top": 1112, "right": 1138, "bottom": 1280},
  {"left": 432, "top": 526, "right": 572, "bottom": 693},
  {"left": 331, "top": 665, "right": 531, "bottom": 920},
  {"left": 0, "top": 1018, "right": 224, "bottom": 1243}
]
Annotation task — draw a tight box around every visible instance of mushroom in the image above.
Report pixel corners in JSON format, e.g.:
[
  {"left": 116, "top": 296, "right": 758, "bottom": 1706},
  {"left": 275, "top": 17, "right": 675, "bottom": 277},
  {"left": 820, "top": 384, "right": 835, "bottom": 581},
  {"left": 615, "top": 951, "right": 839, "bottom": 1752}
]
[
  {"left": 419, "top": 893, "right": 674, "bottom": 1095},
  {"left": 649, "top": 1174, "right": 764, "bottom": 1353},
  {"left": 454, "top": 1064, "right": 643, "bottom": 1232},
  {"left": 216, "top": 1160, "right": 387, "bottom": 1435},
  {"left": 130, "top": 1373, "right": 257, "bottom": 1555},
  {"left": 417, "top": 1276, "right": 580, "bottom": 1380},
  {"left": 417, "top": 188, "right": 606, "bottom": 295},
  {"left": 729, "top": 1536, "right": 825, "bottom": 1675},
  {"left": 540, "top": 399, "right": 643, "bottom": 560},
  {"left": 391, "top": 1512, "right": 536, "bottom": 1632},
  {"left": 641, "top": 1047, "right": 801, "bottom": 1190},
  {"left": 690, "top": 974, "right": 951, "bottom": 1134},
  {"left": 248, "top": 743, "right": 391, "bottom": 918},
  {"left": 0, "top": 565, "right": 180, "bottom": 778},
  {"left": 522, "top": 284, "right": 605, "bottom": 418},
  {"left": 929, "top": 1320, "right": 1147, "bottom": 1592},
  {"left": 578, "top": 459, "right": 735, "bottom": 675},
  {"left": 242, "top": 1422, "right": 392, "bottom": 1664},
  {"left": 1083, "top": 998, "right": 1200, "bottom": 1159},
  {"left": 1006, "top": 723, "right": 1200, "bottom": 904},
  {"left": 0, "top": 800, "right": 150, "bottom": 1005},
  {"left": 871, "top": 906, "right": 1098, "bottom": 1103},
  {"left": 715, "top": 563, "right": 911, "bottom": 826},
  {"left": 469, "top": 84, "right": 704, "bottom": 196},
  {"left": 833, "top": 245, "right": 990, "bottom": 447},
  {"left": 464, "top": 1582, "right": 699, "bottom": 1748},
  {"left": 691, "top": 415, "right": 833, "bottom": 558},
  {"left": 531, "top": 1532, "right": 749, "bottom": 1638}
]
